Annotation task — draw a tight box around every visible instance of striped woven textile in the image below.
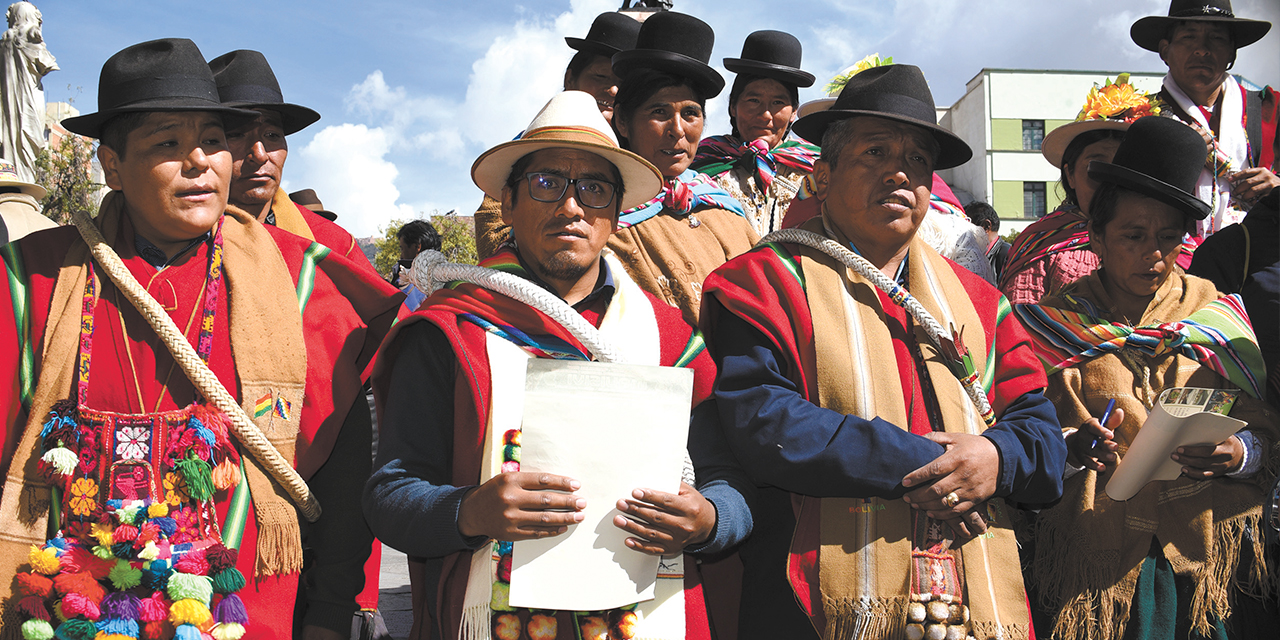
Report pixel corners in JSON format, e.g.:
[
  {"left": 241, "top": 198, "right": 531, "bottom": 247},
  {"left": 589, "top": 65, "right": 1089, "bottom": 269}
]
[
  {"left": 617, "top": 168, "right": 745, "bottom": 228},
  {"left": 692, "top": 135, "right": 820, "bottom": 191},
  {"left": 1014, "top": 293, "right": 1267, "bottom": 398}
]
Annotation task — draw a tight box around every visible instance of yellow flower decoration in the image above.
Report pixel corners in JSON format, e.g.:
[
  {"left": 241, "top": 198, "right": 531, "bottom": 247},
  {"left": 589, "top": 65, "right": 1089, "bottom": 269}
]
[
  {"left": 67, "top": 477, "right": 98, "bottom": 517},
  {"left": 1076, "top": 74, "right": 1162, "bottom": 122},
  {"left": 163, "top": 471, "right": 189, "bottom": 507},
  {"left": 824, "top": 53, "right": 895, "bottom": 96}
]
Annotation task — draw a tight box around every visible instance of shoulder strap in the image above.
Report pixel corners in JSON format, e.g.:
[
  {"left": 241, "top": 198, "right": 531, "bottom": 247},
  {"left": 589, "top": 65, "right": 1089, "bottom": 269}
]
[{"left": 1245, "top": 85, "right": 1262, "bottom": 167}]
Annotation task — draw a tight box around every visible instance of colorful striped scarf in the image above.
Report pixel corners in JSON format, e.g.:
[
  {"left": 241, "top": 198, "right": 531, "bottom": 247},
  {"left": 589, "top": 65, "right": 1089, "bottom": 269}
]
[
  {"left": 617, "top": 168, "right": 745, "bottom": 228},
  {"left": 1014, "top": 293, "right": 1266, "bottom": 398},
  {"left": 998, "top": 205, "right": 1091, "bottom": 290},
  {"left": 692, "top": 135, "right": 821, "bottom": 192}
]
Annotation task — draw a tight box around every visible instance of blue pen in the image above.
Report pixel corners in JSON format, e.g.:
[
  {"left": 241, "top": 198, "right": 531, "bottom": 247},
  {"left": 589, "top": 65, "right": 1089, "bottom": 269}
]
[{"left": 1090, "top": 398, "right": 1117, "bottom": 450}]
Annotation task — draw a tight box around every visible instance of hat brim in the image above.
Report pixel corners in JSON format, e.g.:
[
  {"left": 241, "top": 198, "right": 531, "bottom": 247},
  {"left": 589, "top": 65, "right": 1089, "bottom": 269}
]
[
  {"left": 0, "top": 178, "right": 46, "bottom": 200},
  {"left": 471, "top": 139, "right": 663, "bottom": 212},
  {"left": 1041, "top": 120, "right": 1131, "bottom": 168},
  {"left": 565, "top": 37, "right": 622, "bottom": 59},
  {"left": 61, "top": 99, "right": 258, "bottom": 138},
  {"left": 1130, "top": 15, "right": 1271, "bottom": 52},
  {"left": 1089, "top": 160, "right": 1211, "bottom": 220},
  {"left": 723, "top": 58, "right": 815, "bottom": 88},
  {"left": 613, "top": 49, "right": 725, "bottom": 98},
  {"left": 791, "top": 110, "right": 973, "bottom": 170},
  {"left": 223, "top": 101, "right": 321, "bottom": 136},
  {"left": 795, "top": 97, "right": 836, "bottom": 121}
]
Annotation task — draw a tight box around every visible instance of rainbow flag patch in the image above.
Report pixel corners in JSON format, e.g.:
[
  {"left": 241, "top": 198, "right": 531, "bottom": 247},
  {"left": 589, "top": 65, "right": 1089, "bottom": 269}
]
[
  {"left": 274, "top": 397, "right": 292, "bottom": 421},
  {"left": 253, "top": 393, "right": 273, "bottom": 418}
]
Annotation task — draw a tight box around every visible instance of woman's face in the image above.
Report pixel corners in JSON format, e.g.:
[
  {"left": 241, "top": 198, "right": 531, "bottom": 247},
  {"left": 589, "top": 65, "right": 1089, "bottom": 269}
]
[
  {"left": 1066, "top": 137, "right": 1122, "bottom": 214},
  {"left": 1091, "top": 191, "right": 1187, "bottom": 314},
  {"left": 732, "top": 78, "right": 794, "bottom": 149},
  {"left": 616, "top": 84, "right": 704, "bottom": 178}
]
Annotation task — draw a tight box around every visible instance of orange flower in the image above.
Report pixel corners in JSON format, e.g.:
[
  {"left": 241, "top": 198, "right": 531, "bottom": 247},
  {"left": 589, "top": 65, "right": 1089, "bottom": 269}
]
[
  {"left": 68, "top": 477, "right": 98, "bottom": 517},
  {"left": 163, "top": 471, "right": 189, "bottom": 507}
]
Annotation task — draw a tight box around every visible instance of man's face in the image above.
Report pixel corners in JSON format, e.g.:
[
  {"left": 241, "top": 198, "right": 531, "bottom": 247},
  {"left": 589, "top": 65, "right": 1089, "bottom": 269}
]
[
  {"left": 500, "top": 148, "right": 619, "bottom": 286},
  {"left": 565, "top": 55, "right": 622, "bottom": 123},
  {"left": 397, "top": 236, "right": 419, "bottom": 262},
  {"left": 1159, "top": 22, "right": 1233, "bottom": 101},
  {"left": 225, "top": 108, "right": 287, "bottom": 208},
  {"left": 814, "top": 116, "right": 936, "bottom": 257},
  {"left": 99, "top": 111, "right": 232, "bottom": 247}
]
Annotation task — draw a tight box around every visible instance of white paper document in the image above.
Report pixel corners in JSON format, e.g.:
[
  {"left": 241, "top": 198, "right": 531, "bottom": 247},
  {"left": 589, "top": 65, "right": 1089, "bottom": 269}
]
[
  {"left": 1106, "top": 387, "right": 1246, "bottom": 501},
  {"left": 508, "top": 359, "right": 693, "bottom": 611}
]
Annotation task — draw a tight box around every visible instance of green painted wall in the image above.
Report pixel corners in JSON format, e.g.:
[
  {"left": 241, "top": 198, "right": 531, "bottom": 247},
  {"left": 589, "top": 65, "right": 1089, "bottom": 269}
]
[
  {"left": 1047, "top": 182, "right": 1065, "bottom": 213},
  {"left": 993, "top": 180, "right": 1024, "bottom": 218},
  {"left": 1045, "top": 119, "right": 1073, "bottom": 135},
  {"left": 991, "top": 119, "right": 1021, "bottom": 151}
]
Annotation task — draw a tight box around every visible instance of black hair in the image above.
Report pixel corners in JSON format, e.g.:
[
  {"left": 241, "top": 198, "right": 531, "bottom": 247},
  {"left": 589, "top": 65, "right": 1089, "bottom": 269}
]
[
  {"left": 964, "top": 201, "right": 1000, "bottom": 232},
  {"left": 727, "top": 74, "right": 799, "bottom": 140},
  {"left": 564, "top": 51, "right": 598, "bottom": 87},
  {"left": 1059, "top": 129, "right": 1126, "bottom": 206},
  {"left": 818, "top": 117, "right": 940, "bottom": 169},
  {"left": 1088, "top": 183, "right": 1195, "bottom": 236},
  {"left": 613, "top": 68, "right": 707, "bottom": 147},
  {"left": 397, "top": 220, "right": 441, "bottom": 253},
  {"left": 99, "top": 112, "right": 154, "bottom": 159},
  {"left": 503, "top": 149, "right": 625, "bottom": 209}
]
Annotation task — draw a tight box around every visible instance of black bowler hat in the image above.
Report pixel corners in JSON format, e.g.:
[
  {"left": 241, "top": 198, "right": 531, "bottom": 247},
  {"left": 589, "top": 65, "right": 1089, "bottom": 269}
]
[
  {"left": 791, "top": 64, "right": 972, "bottom": 170},
  {"left": 724, "top": 30, "right": 814, "bottom": 88},
  {"left": 566, "top": 12, "right": 641, "bottom": 58},
  {"left": 209, "top": 50, "right": 321, "bottom": 136},
  {"left": 61, "top": 38, "right": 255, "bottom": 138},
  {"left": 612, "top": 11, "right": 724, "bottom": 98},
  {"left": 1088, "top": 116, "right": 1210, "bottom": 220},
  {"left": 1131, "top": 0, "right": 1271, "bottom": 52}
]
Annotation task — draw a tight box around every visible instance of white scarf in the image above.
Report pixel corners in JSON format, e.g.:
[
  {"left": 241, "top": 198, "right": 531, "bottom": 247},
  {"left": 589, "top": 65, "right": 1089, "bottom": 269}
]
[
  {"left": 459, "top": 249, "right": 686, "bottom": 640},
  {"left": 1162, "top": 72, "right": 1249, "bottom": 235}
]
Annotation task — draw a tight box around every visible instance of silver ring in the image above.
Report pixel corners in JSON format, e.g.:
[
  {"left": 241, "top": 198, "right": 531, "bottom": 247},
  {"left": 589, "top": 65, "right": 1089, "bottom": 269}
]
[{"left": 942, "top": 492, "right": 960, "bottom": 508}]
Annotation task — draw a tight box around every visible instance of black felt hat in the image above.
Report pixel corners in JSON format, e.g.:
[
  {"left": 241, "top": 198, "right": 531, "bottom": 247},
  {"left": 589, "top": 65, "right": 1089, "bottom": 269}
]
[
  {"left": 566, "top": 12, "right": 641, "bottom": 58},
  {"left": 61, "top": 38, "right": 256, "bottom": 138},
  {"left": 1088, "top": 116, "right": 1211, "bottom": 220},
  {"left": 724, "top": 30, "right": 814, "bottom": 88},
  {"left": 1131, "top": 0, "right": 1271, "bottom": 52},
  {"left": 209, "top": 50, "right": 321, "bottom": 136},
  {"left": 791, "top": 64, "right": 972, "bottom": 170},
  {"left": 612, "top": 11, "right": 724, "bottom": 98}
]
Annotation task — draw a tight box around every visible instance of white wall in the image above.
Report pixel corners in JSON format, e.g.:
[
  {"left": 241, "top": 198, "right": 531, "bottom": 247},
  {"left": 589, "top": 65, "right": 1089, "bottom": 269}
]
[
  {"left": 939, "top": 71, "right": 991, "bottom": 203},
  {"left": 991, "top": 151, "right": 1061, "bottom": 182},
  {"left": 986, "top": 70, "right": 1164, "bottom": 120}
]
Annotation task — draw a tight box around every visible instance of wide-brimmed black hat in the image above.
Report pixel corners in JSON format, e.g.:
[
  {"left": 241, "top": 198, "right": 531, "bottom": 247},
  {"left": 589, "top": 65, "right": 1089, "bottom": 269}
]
[
  {"left": 1088, "top": 116, "right": 1210, "bottom": 220},
  {"left": 1131, "top": 0, "right": 1271, "bottom": 52},
  {"left": 724, "top": 30, "right": 814, "bottom": 88},
  {"left": 791, "top": 64, "right": 972, "bottom": 170},
  {"left": 612, "top": 11, "right": 724, "bottom": 98},
  {"left": 209, "top": 50, "right": 321, "bottom": 136},
  {"left": 62, "top": 38, "right": 255, "bottom": 138},
  {"left": 566, "top": 12, "right": 641, "bottom": 58}
]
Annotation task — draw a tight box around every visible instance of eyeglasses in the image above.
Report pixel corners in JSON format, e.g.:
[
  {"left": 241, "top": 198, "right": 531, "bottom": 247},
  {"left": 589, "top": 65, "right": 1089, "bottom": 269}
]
[{"left": 524, "top": 172, "right": 617, "bottom": 209}]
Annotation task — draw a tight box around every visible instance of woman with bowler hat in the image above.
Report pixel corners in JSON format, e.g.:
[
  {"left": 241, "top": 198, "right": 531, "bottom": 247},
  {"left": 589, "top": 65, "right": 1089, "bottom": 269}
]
[
  {"left": 1015, "top": 116, "right": 1279, "bottom": 638},
  {"left": 691, "top": 30, "right": 819, "bottom": 236},
  {"left": 606, "top": 11, "right": 758, "bottom": 326}
]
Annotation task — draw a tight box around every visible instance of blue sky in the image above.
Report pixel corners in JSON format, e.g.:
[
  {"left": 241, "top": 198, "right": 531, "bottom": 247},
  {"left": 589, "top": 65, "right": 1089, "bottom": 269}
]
[{"left": 37, "top": 0, "right": 1280, "bottom": 237}]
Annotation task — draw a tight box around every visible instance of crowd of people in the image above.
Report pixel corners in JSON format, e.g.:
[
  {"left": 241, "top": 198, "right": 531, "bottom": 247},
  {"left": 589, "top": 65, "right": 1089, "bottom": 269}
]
[{"left": 0, "top": 1, "right": 1277, "bottom": 640}]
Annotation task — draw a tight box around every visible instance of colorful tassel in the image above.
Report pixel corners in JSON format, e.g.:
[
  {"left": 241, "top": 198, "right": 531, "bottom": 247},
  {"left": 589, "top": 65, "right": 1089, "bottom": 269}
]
[
  {"left": 89, "top": 524, "right": 116, "bottom": 549},
  {"left": 210, "top": 459, "right": 239, "bottom": 492},
  {"left": 172, "top": 624, "right": 201, "bottom": 640},
  {"left": 27, "top": 545, "right": 61, "bottom": 575},
  {"left": 100, "top": 592, "right": 141, "bottom": 620},
  {"left": 138, "top": 541, "right": 161, "bottom": 562},
  {"left": 209, "top": 624, "right": 244, "bottom": 640},
  {"left": 174, "top": 554, "right": 208, "bottom": 577},
  {"left": 17, "top": 595, "right": 50, "bottom": 620},
  {"left": 109, "top": 561, "right": 143, "bottom": 590},
  {"left": 150, "top": 517, "right": 177, "bottom": 538},
  {"left": 113, "top": 525, "right": 139, "bottom": 544},
  {"left": 211, "top": 595, "right": 246, "bottom": 625},
  {"left": 141, "top": 620, "right": 172, "bottom": 640},
  {"left": 20, "top": 618, "right": 54, "bottom": 640},
  {"left": 166, "top": 574, "right": 213, "bottom": 606},
  {"left": 40, "top": 447, "right": 79, "bottom": 477},
  {"left": 16, "top": 572, "right": 55, "bottom": 598},
  {"left": 54, "top": 618, "right": 97, "bottom": 640},
  {"left": 203, "top": 546, "right": 236, "bottom": 573},
  {"left": 167, "top": 599, "right": 211, "bottom": 627},
  {"left": 209, "top": 569, "right": 244, "bottom": 595},
  {"left": 147, "top": 502, "right": 169, "bottom": 519},
  {"left": 53, "top": 571, "right": 106, "bottom": 603},
  {"left": 59, "top": 592, "right": 100, "bottom": 620},
  {"left": 174, "top": 454, "right": 214, "bottom": 502},
  {"left": 98, "top": 619, "right": 140, "bottom": 638},
  {"left": 137, "top": 593, "right": 169, "bottom": 623}
]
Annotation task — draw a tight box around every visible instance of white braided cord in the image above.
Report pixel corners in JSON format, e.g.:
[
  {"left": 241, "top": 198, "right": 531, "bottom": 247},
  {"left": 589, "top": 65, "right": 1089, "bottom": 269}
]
[
  {"left": 759, "top": 228, "right": 994, "bottom": 422},
  {"left": 70, "top": 211, "right": 322, "bottom": 522}
]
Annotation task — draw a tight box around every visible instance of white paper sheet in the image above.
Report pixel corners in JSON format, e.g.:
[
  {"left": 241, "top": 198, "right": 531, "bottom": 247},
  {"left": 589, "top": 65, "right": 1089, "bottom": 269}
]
[
  {"left": 1106, "top": 388, "right": 1246, "bottom": 501},
  {"left": 508, "top": 359, "right": 693, "bottom": 611}
]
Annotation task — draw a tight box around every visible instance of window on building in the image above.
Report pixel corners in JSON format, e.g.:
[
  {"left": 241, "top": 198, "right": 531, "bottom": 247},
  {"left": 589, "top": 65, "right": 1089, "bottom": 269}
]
[
  {"left": 1022, "top": 120, "right": 1045, "bottom": 151},
  {"left": 1024, "top": 182, "right": 1047, "bottom": 218}
]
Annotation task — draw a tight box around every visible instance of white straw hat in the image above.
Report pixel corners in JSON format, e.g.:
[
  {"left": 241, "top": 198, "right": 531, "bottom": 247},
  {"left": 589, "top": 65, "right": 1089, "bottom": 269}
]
[{"left": 471, "top": 91, "right": 662, "bottom": 211}]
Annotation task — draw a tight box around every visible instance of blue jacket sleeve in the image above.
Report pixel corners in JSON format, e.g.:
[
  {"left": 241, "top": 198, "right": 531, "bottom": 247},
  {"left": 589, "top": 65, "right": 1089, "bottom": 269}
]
[
  {"left": 685, "top": 400, "right": 754, "bottom": 555},
  {"left": 710, "top": 306, "right": 946, "bottom": 499},
  {"left": 363, "top": 321, "right": 489, "bottom": 558},
  {"left": 981, "top": 390, "right": 1065, "bottom": 506}
]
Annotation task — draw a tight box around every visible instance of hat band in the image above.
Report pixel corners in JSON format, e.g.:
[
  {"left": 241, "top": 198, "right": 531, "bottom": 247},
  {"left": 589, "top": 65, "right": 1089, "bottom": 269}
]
[
  {"left": 1171, "top": 6, "right": 1233, "bottom": 17},
  {"left": 522, "top": 125, "right": 619, "bottom": 149},
  {"left": 218, "top": 83, "right": 286, "bottom": 106},
  {"left": 101, "top": 75, "right": 222, "bottom": 110},
  {"left": 841, "top": 92, "right": 938, "bottom": 127}
]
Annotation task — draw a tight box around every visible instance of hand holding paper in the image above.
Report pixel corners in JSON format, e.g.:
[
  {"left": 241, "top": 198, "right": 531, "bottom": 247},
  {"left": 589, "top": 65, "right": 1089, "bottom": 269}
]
[
  {"left": 614, "top": 482, "right": 716, "bottom": 556},
  {"left": 1172, "top": 436, "right": 1245, "bottom": 479},
  {"left": 458, "top": 472, "right": 587, "bottom": 540}
]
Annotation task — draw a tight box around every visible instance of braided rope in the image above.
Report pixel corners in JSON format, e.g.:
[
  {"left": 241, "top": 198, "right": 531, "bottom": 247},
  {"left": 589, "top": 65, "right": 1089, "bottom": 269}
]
[
  {"left": 70, "top": 211, "right": 321, "bottom": 522},
  {"left": 760, "top": 228, "right": 995, "bottom": 422},
  {"left": 411, "top": 250, "right": 623, "bottom": 363}
]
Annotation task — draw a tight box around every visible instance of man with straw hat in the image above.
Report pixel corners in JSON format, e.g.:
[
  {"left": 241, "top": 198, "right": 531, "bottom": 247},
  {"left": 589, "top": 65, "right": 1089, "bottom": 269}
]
[
  {"left": 365, "top": 90, "right": 751, "bottom": 640},
  {"left": 701, "top": 64, "right": 1065, "bottom": 640},
  {"left": 0, "top": 38, "right": 402, "bottom": 640},
  {"left": 1131, "top": 0, "right": 1279, "bottom": 238},
  {"left": 0, "top": 157, "right": 54, "bottom": 244}
]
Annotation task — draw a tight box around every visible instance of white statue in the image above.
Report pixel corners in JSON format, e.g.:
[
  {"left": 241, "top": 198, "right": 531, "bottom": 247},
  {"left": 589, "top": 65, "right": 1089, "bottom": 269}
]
[{"left": 0, "top": 2, "right": 56, "bottom": 182}]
